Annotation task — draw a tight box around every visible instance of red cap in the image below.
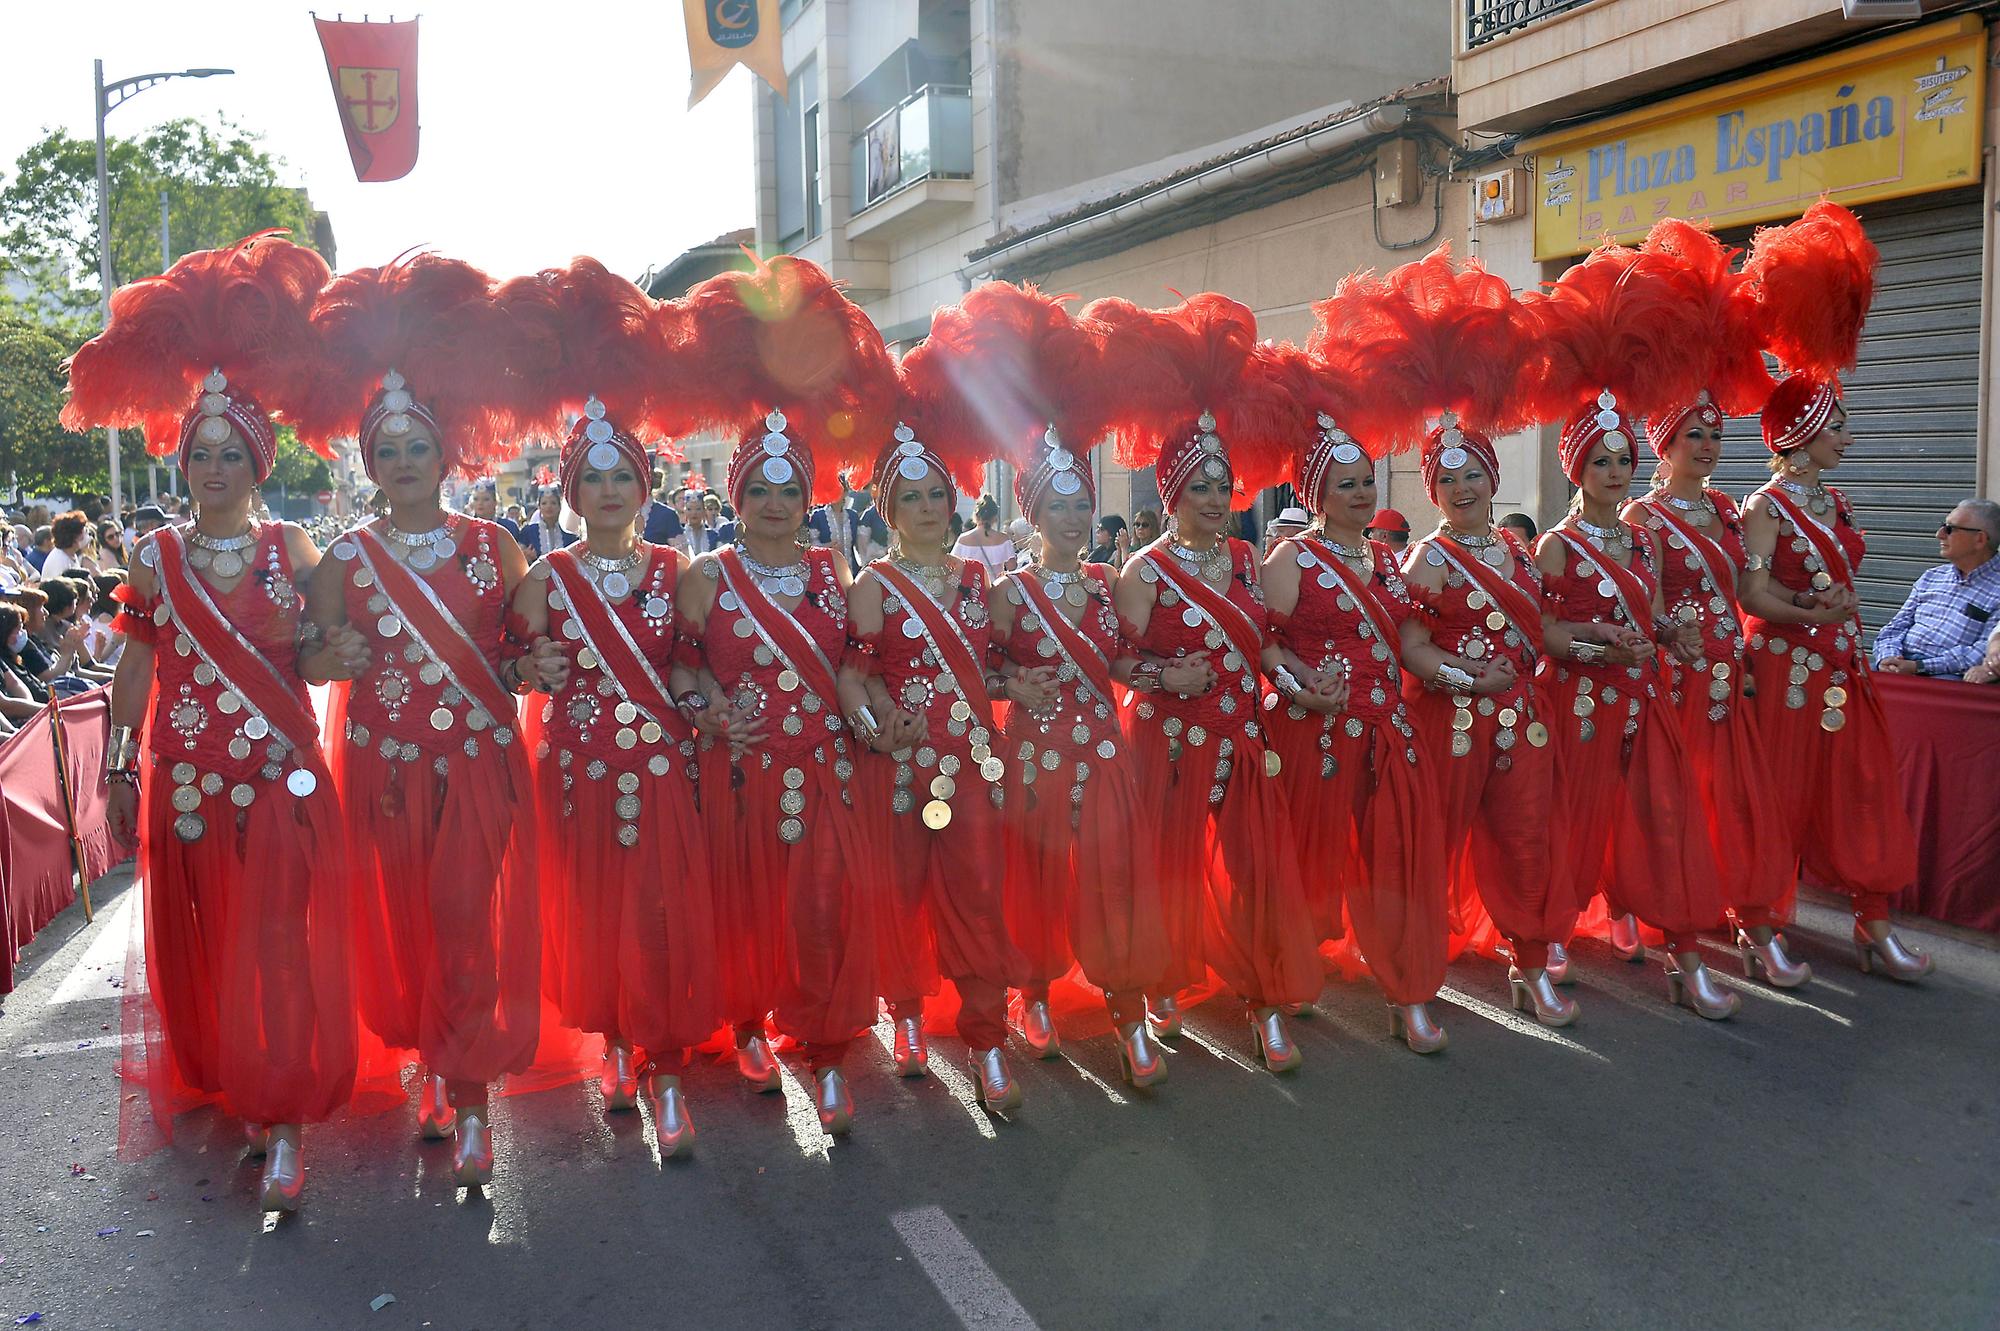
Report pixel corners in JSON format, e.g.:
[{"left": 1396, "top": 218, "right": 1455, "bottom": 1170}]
[{"left": 1366, "top": 508, "right": 1409, "bottom": 534}]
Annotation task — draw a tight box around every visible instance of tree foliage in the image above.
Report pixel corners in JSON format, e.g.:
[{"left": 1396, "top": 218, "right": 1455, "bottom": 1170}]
[
  {"left": 0, "top": 117, "right": 317, "bottom": 319},
  {"left": 0, "top": 304, "right": 103, "bottom": 494}
]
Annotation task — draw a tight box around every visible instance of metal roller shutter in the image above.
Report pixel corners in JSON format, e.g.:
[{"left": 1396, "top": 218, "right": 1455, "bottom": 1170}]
[{"left": 1709, "top": 189, "right": 1985, "bottom": 642}]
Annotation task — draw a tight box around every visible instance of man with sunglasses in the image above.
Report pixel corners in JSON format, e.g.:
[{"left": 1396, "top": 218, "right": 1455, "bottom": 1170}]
[{"left": 1875, "top": 498, "right": 2000, "bottom": 677}]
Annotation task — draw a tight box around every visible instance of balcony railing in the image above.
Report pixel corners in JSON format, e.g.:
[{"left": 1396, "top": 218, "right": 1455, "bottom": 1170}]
[
  {"left": 1463, "top": 0, "right": 1595, "bottom": 48},
  {"left": 850, "top": 83, "right": 973, "bottom": 215}
]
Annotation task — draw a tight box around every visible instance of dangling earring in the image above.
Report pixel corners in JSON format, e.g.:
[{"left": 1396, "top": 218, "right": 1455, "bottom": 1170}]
[{"left": 1785, "top": 452, "right": 1809, "bottom": 476}]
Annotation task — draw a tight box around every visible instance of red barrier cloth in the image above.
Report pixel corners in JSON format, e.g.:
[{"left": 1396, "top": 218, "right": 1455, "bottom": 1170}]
[
  {"left": 1871, "top": 674, "right": 2000, "bottom": 932},
  {"left": 0, "top": 688, "right": 126, "bottom": 993}
]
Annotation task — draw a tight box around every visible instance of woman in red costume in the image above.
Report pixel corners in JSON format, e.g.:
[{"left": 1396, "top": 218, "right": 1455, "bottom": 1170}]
[
  {"left": 1096, "top": 294, "right": 1325, "bottom": 1071},
  {"left": 1734, "top": 204, "right": 1930, "bottom": 980},
  {"left": 66, "top": 235, "right": 356, "bottom": 1212},
  {"left": 1257, "top": 341, "right": 1450, "bottom": 1054},
  {"left": 839, "top": 369, "right": 1031, "bottom": 1111},
  {"left": 1624, "top": 218, "right": 1804, "bottom": 986},
  {"left": 500, "top": 260, "right": 716, "bottom": 1155},
  {"left": 297, "top": 256, "right": 563, "bottom": 1186},
  {"left": 673, "top": 256, "right": 896, "bottom": 1134},
  {"left": 1521, "top": 244, "right": 1739, "bottom": 1018},
  {"left": 909, "top": 282, "right": 1171, "bottom": 1085},
  {"left": 1329, "top": 250, "right": 1575, "bottom": 1026}
]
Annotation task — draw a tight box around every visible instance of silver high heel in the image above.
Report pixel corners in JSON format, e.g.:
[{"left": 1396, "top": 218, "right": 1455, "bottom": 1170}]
[
  {"left": 1665, "top": 954, "right": 1740, "bottom": 1020},
  {"left": 1020, "top": 999, "right": 1061, "bottom": 1059},
  {"left": 1736, "top": 928, "right": 1812, "bottom": 988},
  {"left": 416, "top": 1070, "right": 455, "bottom": 1140},
  {"left": 648, "top": 1074, "right": 695, "bottom": 1158},
  {"left": 969, "top": 1047, "right": 1023, "bottom": 1112},
  {"left": 1508, "top": 966, "right": 1578, "bottom": 1027},
  {"left": 815, "top": 1067, "right": 853, "bottom": 1135},
  {"left": 600, "top": 1043, "right": 639, "bottom": 1111},
  {"left": 1388, "top": 1001, "right": 1448, "bottom": 1054},
  {"left": 736, "top": 1033, "right": 781, "bottom": 1092},
  {"left": 1609, "top": 914, "right": 1645, "bottom": 962},
  {"left": 1250, "top": 1007, "right": 1302, "bottom": 1073},
  {"left": 452, "top": 1107, "right": 493, "bottom": 1187},
  {"left": 1115, "top": 1021, "right": 1168, "bottom": 1088},
  {"left": 890, "top": 1016, "right": 929, "bottom": 1077},
  {"left": 1853, "top": 924, "right": 1934, "bottom": 981},
  {"left": 1147, "top": 993, "right": 1183, "bottom": 1039},
  {"left": 1544, "top": 942, "right": 1574, "bottom": 985},
  {"left": 243, "top": 1123, "right": 271, "bottom": 1157},
  {"left": 258, "top": 1127, "right": 303, "bottom": 1213}
]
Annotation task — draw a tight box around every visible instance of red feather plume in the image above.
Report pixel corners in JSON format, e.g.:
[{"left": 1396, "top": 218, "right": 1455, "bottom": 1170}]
[
  {"left": 491, "top": 257, "right": 689, "bottom": 450},
  {"left": 1517, "top": 241, "right": 1712, "bottom": 427},
  {"left": 678, "top": 254, "right": 897, "bottom": 503},
  {"left": 1085, "top": 292, "right": 1295, "bottom": 493},
  {"left": 61, "top": 231, "right": 330, "bottom": 456},
  {"left": 1640, "top": 217, "right": 1773, "bottom": 416},
  {"left": 292, "top": 251, "right": 519, "bottom": 472},
  {"left": 1308, "top": 245, "right": 1532, "bottom": 452},
  {"left": 898, "top": 282, "right": 1108, "bottom": 491},
  {"left": 1741, "top": 200, "right": 1877, "bottom": 377}
]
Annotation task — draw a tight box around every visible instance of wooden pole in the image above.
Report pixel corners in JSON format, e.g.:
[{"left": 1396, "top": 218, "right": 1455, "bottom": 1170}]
[{"left": 43, "top": 690, "right": 95, "bottom": 923}]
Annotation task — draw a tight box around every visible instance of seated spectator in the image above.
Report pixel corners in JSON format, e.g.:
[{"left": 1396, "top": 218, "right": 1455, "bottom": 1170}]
[
  {"left": 97, "top": 520, "right": 127, "bottom": 569},
  {"left": 1131, "top": 508, "right": 1162, "bottom": 550},
  {"left": 41, "top": 511, "right": 96, "bottom": 578},
  {"left": 28, "top": 525, "right": 54, "bottom": 571},
  {"left": 1875, "top": 498, "right": 2000, "bottom": 678},
  {"left": 130, "top": 504, "right": 169, "bottom": 540},
  {"left": 35, "top": 578, "right": 114, "bottom": 682},
  {"left": 1363, "top": 507, "right": 1411, "bottom": 554},
  {"left": 1962, "top": 619, "right": 2000, "bottom": 684},
  {"left": 1087, "top": 514, "right": 1126, "bottom": 565},
  {"left": 1499, "top": 511, "right": 1540, "bottom": 543},
  {"left": 83, "top": 573, "right": 125, "bottom": 668},
  {"left": 1265, "top": 505, "right": 1310, "bottom": 555}
]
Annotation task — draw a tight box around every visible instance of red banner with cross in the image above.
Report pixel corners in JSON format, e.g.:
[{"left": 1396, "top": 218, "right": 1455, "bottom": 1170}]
[{"left": 314, "top": 16, "right": 421, "bottom": 182}]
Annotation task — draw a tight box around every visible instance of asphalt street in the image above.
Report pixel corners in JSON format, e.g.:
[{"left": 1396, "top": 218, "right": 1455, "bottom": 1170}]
[{"left": 2, "top": 865, "right": 1995, "bottom": 1331}]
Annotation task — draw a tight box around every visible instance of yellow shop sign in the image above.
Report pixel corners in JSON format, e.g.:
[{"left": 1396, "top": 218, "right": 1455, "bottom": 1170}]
[{"left": 1528, "top": 17, "right": 1986, "bottom": 261}]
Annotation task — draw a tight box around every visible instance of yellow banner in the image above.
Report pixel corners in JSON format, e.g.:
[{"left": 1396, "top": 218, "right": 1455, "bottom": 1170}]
[
  {"left": 1530, "top": 17, "right": 1986, "bottom": 261},
  {"left": 684, "top": 0, "right": 788, "bottom": 108}
]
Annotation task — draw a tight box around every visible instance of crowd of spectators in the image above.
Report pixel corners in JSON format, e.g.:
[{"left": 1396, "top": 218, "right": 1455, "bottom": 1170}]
[{"left": 0, "top": 493, "right": 140, "bottom": 742}]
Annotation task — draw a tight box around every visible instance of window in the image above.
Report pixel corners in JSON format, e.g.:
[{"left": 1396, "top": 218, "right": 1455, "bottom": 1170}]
[{"left": 774, "top": 60, "right": 821, "bottom": 249}]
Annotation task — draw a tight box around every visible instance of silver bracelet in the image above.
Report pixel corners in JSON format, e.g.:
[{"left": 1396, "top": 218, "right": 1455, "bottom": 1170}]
[{"left": 1433, "top": 662, "right": 1475, "bottom": 692}]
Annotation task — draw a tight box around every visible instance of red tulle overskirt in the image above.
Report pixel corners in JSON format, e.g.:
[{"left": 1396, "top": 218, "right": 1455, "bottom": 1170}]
[
  {"left": 125, "top": 758, "right": 358, "bottom": 1132},
  {"left": 1669, "top": 676, "right": 1793, "bottom": 916},
  {"left": 701, "top": 744, "right": 883, "bottom": 1047},
  {"left": 1000, "top": 735, "right": 1170, "bottom": 1009},
  {"left": 332, "top": 706, "right": 541, "bottom": 1090},
  {"left": 1745, "top": 652, "right": 1918, "bottom": 899},
  {"left": 1122, "top": 718, "right": 1321, "bottom": 1009},
  {"left": 535, "top": 753, "right": 718, "bottom": 1058}
]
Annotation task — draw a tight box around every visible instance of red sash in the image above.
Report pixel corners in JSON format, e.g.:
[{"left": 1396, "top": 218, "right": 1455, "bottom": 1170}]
[
  {"left": 1009, "top": 567, "right": 1116, "bottom": 710},
  {"left": 548, "top": 548, "right": 690, "bottom": 744},
  {"left": 1641, "top": 494, "right": 1736, "bottom": 605},
  {"left": 716, "top": 547, "right": 842, "bottom": 710},
  {"left": 1429, "top": 533, "right": 1545, "bottom": 657},
  {"left": 153, "top": 527, "right": 332, "bottom": 787},
  {"left": 874, "top": 561, "right": 998, "bottom": 734},
  {"left": 1553, "top": 529, "right": 1655, "bottom": 635},
  {"left": 1297, "top": 537, "right": 1400, "bottom": 657},
  {"left": 350, "top": 525, "right": 517, "bottom": 729},
  {"left": 1761, "top": 485, "right": 1858, "bottom": 593},
  {"left": 1145, "top": 543, "right": 1265, "bottom": 668}
]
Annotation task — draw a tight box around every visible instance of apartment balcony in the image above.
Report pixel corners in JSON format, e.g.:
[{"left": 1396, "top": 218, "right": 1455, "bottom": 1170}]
[
  {"left": 1463, "top": 0, "right": 1595, "bottom": 48},
  {"left": 847, "top": 83, "right": 975, "bottom": 242}
]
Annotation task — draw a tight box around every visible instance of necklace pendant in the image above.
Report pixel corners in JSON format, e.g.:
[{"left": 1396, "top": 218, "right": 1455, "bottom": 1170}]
[
  {"left": 602, "top": 570, "right": 632, "bottom": 599},
  {"left": 212, "top": 550, "right": 245, "bottom": 579},
  {"left": 1482, "top": 546, "right": 1506, "bottom": 567},
  {"left": 189, "top": 547, "right": 212, "bottom": 570},
  {"left": 407, "top": 545, "right": 436, "bottom": 571},
  {"left": 779, "top": 574, "right": 806, "bottom": 598},
  {"left": 1064, "top": 582, "right": 1088, "bottom": 607}
]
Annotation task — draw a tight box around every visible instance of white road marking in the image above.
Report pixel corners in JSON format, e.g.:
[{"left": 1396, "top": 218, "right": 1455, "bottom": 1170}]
[
  {"left": 49, "top": 893, "right": 143, "bottom": 1006},
  {"left": 1437, "top": 986, "right": 1610, "bottom": 1062},
  {"left": 1056, "top": 1053, "right": 1129, "bottom": 1106},
  {"left": 17, "top": 1033, "right": 136, "bottom": 1058},
  {"left": 872, "top": 1024, "right": 997, "bottom": 1140},
  {"left": 1706, "top": 969, "right": 1854, "bottom": 1027},
  {"left": 1176, "top": 1023, "right": 1299, "bottom": 1103},
  {"left": 776, "top": 1061, "right": 832, "bottom": 1161},
  {"left": 891, "top": 1205, "right": 1040, "bottom": 1331}
]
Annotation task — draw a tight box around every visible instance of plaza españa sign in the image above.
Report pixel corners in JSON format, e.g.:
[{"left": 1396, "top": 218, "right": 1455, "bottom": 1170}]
[{"left": 1528, "top": 17, "right": 1987, "bottom": 260}]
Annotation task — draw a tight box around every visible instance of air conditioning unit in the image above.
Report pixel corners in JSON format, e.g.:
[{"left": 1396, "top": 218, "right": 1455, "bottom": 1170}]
[{"left": 1841, "top": 0, "right": 1923, "bottom": 17}]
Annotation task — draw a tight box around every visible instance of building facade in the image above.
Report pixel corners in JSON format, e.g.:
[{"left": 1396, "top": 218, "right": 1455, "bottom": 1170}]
[
  {"left": 1454, "top": 0, "right": 1996, "bottom": 632},
  {"left": 753, "top": 0, "right": 1455, "bottom": 527}
]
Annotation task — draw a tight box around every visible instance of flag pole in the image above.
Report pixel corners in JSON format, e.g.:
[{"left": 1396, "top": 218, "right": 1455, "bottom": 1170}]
[{"left": 44, "top": 690, "right": 96, "bottom": 923}]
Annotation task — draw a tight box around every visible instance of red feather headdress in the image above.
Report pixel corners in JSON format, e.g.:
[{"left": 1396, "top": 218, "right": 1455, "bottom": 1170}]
[
  {"left": 1742, "top": 201, "right": 1878, "bottom": 453},
  {"left": 1260, "top": 340, "right": 1367, "bottom": 513},
  {"left": 898, "top": 282, "right": 1103, "bottom": 516},
  {"left": 1637, "top": 218, "right": 1773, "bottom": 454},
  {"left": 61, "top": 231, "right": 328, "bottom": 480},
  {"left": 292, "top": 251, "right": 518, "bottom": 480},
  {"left": 1085, "top": 292, "right": 1294, "bottom": 511},
  {"left": 492, "top": 258, "right": 688, "bottom": 510},
  {"left": 1518, "top": 241, "right": 1711, "bottom": 482},
  {"left": 679, "top": 254, "right": 896, "bottom": 508}
]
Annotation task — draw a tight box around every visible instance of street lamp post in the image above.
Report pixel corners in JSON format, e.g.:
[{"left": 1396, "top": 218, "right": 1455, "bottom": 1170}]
[{"left": 92, "top": 59, "right": 232, "bottom": 518}]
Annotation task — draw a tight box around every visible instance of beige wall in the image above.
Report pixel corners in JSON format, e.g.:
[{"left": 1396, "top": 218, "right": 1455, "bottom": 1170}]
[
  {"left": 1020, "top": 172, "right": 1469, "bottom": 527},
  {"left": 999, "top": 0, "right": 1449, "bottom": 206}
]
